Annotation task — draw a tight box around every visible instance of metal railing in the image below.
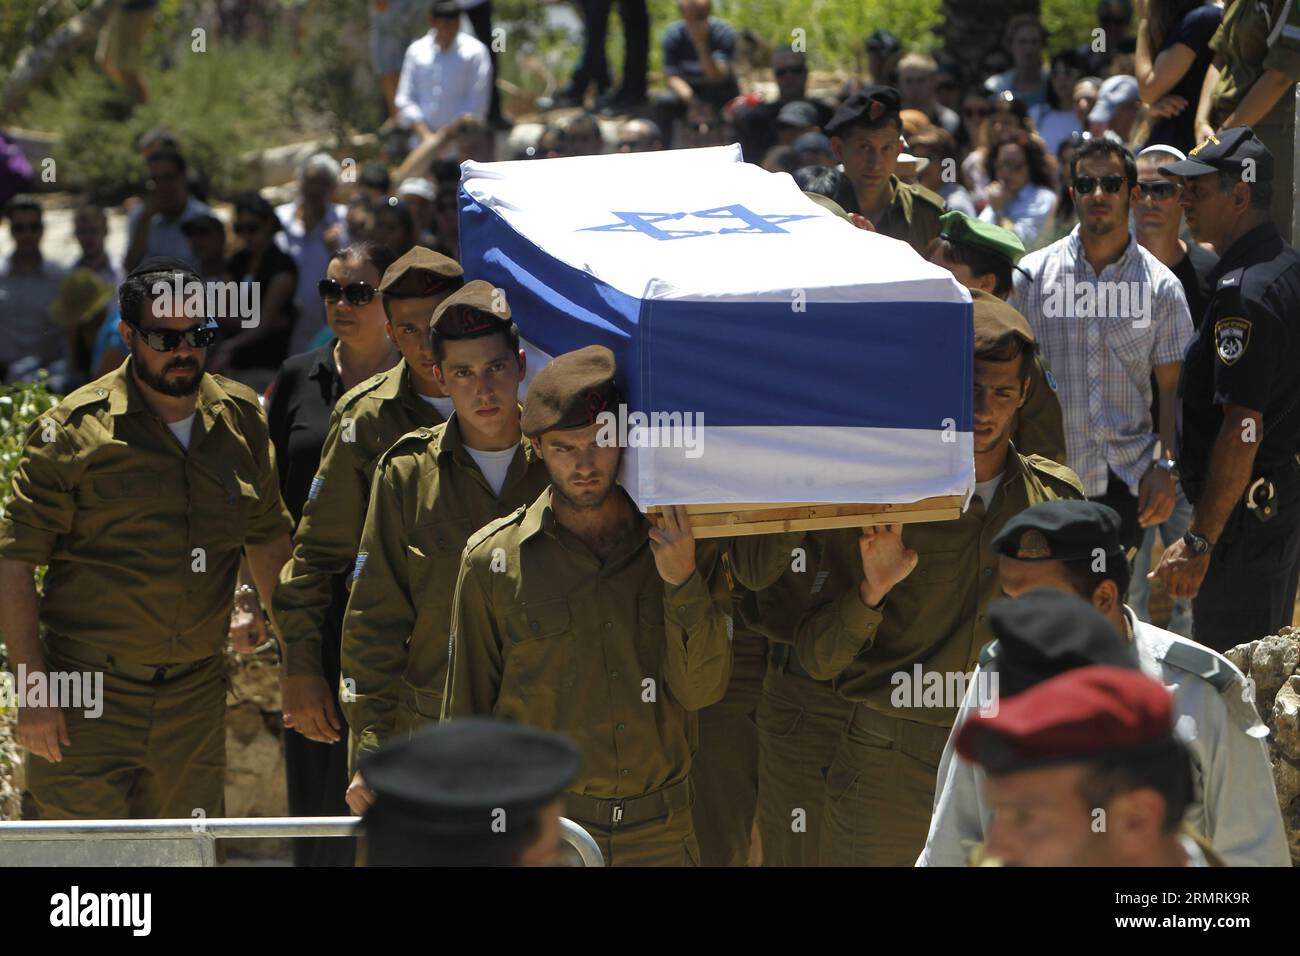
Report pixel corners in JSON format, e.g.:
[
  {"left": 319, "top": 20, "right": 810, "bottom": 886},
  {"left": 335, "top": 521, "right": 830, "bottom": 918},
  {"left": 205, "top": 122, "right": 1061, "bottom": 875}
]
[{"left": 0, "top": 816, "right": 604, "bottom": 867}]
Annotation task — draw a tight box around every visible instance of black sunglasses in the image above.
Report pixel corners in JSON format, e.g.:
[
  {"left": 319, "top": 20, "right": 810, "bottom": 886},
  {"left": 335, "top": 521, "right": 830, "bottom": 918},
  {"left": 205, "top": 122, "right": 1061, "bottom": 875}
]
[
  {"left": 1137, "top": 180, "right": 1182, "bottom": 200},
  {"left": 127, "top": 319, "right": 218, "bottom": 352},
  {"left": 318, "top": 278, "right": 378, "bottom": 306},
  {"left": 1073, "top": 174, "right": 1128, "bottom": 195}
]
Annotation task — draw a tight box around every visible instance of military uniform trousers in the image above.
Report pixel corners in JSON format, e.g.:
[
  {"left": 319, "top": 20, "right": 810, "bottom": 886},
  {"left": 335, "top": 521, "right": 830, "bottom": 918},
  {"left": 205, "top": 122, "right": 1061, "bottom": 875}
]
[
  {"left": 566, "top": 778, "right": 699, "bottom": 866},
  {"left": 691, "top": 629, "right": 765, "bottom": 866},
  {"left": 25, "top": 634, "right": 227, "bottom": 820},
  {"left": 1191, "top": 459, "right": 1300, "bottom": 653},
  {"left": 821, "top": 705, "right": 951, "bottom": 867},
  {"left": 755, "top": 651, "right": 854, "bottom": 867}
]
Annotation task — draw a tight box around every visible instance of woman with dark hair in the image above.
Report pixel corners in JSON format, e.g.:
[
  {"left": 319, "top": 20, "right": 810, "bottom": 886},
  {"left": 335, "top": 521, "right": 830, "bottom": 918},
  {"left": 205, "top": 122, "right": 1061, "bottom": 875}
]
[
  {"left": 956, "top": 85, "right": 991, "bottom": 158},
  {"left": 961, "top": 90, "right": 1036, "bottom": 209},
  {"left": 210, "top": 191, "right": 299, "bottom": 390},
  {"left": 1135, "top": 0, "right": 1223, "bottom": 153},
  {"left": 263, "top": 240, "right": 399, "bottom": 867},
  {"left": 1032, "top": 50, "right": 1088, "bottom": 155},
  {"left": 1050, "top": 131, "right": 1086, "bottom": 239},
  {"left": 980, "top": 131, "right": 1056, "bottom": 248},
  {"left": 371, "top": 196, "right": 417, "bottom": 260}
]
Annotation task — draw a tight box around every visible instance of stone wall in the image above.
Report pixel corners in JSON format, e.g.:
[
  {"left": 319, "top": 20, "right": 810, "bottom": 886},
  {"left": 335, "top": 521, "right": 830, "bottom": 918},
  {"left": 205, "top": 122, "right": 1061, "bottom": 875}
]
[{"left": 1224, "top": 629, "right": 1300, "bottom": 865}]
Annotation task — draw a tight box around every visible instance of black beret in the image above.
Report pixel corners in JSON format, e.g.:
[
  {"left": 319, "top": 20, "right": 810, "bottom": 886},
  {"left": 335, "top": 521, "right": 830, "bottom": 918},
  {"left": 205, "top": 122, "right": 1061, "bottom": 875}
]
[
  {"left": 521, "top": 345, "right": 620, "bottom": 438},
  {"left": 825, "top": 85, "right": 902, "bottom": 136},
  {"left": 379, "top": 245, "right": 464, "bottom": 298},
  {"left": 992, "top": 500, "right": 1124, "bottom": 563},
  {"left": 430, "top": 279, "right": 511, "bottom": 336},
  {"left": 360, "top": 718, "right": 581, "bottom": 853},
  {"left": 983, "top": 589, "right": 1140, "bottom": 698}
]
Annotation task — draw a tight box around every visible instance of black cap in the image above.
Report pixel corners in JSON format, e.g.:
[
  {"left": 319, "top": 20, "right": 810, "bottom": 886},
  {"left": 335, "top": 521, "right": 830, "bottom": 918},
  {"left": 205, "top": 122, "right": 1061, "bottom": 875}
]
[
  {"left": 1159, "top": 126, "right": 1274, "bottom": 184},
  {"left": 864, "top": 28, "right": 902, "bottom": 56},
  {"left": 127, "top": 255, "right": 199, "bottom": 280},
  {"left": 985, "top": 590, "right": 1140, "bottom": 698},
  {"left": 825, "top": 85, "right": 902, "bottom": 136},
  {"left": 992, "top": 500, "right": 1124, "bottom": 563},
  {"left": 360, "top": 719, "right": 581, "bottom": 864}
]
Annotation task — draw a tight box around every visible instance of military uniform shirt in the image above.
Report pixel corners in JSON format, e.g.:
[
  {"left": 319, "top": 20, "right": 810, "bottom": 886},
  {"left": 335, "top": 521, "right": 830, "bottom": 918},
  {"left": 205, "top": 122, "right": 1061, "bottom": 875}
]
[
  {"left": 0, "top": 358, "right": 293, "bottom": 663},
  {"left": 444, "top": 487, "right": 734, "bottom": 800},
  {"left": 342, "top": 414, "right": 549, "bottom": 755},
  {"left": 790, "top": 449, "right": 1083, "bottom": 727},
  {"left": 1208, "top": 0, "right": 1300, "bottom": 119},
  {"left": 273, "top": 359, "right": 445, "bottom": 677},
  {"left": 1178, "top": 222, "right": 1300, "bottom": 497},
  {"left": 875, "top": 175, "right": 946, "bottom": 255},
  {"left": 918, "top": 607, "right": 1291, "bottom": 867}
]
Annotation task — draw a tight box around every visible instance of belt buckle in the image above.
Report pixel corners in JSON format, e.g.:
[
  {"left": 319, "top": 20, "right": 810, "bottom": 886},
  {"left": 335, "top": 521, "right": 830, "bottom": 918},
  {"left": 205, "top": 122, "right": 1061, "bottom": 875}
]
[{"left": 611, "top": 801, "right": 624, "bottom": 827}]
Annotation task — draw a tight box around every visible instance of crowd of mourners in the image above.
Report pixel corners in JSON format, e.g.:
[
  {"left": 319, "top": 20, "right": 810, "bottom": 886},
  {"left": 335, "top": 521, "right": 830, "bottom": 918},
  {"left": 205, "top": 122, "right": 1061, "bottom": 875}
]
[{"left": 2, "top": 0, "right": 1300, "bottom": 868}]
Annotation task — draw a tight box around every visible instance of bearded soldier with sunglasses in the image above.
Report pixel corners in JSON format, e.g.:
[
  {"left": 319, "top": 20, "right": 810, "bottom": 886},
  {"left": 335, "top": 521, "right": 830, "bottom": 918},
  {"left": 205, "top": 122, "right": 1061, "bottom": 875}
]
[
  {"left": 0, "top": 256, "right": 295, "bottom": 820},
  {"left": 273, "top": 246, "right": 463, "bottom": 757}
]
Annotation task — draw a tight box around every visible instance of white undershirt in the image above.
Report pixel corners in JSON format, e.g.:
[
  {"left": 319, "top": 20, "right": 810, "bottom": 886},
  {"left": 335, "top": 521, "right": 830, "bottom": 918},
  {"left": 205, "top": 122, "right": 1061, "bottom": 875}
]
[
  {"left": 418, "top": 393, "right": 457, "bottom": 419},
  {"left": 466, "top": 446, "right": 517, "bottom": 496},
  {"left": 167, "top": 414, "right": 197, "bottom": 450},
  {"left": 974, "top": 474, "right": 1003, "bottom": 508}
]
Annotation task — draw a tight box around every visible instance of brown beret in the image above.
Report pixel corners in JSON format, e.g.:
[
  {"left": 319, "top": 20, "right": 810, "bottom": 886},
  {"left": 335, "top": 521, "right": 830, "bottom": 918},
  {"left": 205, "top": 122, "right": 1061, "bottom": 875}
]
[
  {"left": 430, "top": 279, "right": 511, "bottom": 337},
  {"left": 971, "top": 288, "right": 1035, "bottom": 353},
  {"left": 522, "top": 345, "right": 620, "bottom": 438},
  {"left": 379, "top": 246, "right": 463, "bottom": 298}
]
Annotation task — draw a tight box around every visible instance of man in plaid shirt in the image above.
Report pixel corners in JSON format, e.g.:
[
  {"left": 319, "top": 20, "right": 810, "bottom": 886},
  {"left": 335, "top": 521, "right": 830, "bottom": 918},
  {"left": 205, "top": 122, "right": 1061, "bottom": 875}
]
[{"left": 1010, "top": 136, "right": 1195, "bottom": 551}]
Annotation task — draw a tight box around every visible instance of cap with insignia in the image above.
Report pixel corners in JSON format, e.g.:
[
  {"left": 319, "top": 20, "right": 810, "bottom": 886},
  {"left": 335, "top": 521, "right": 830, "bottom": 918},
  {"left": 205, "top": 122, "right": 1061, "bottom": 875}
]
[
  {"left": 378, "top": 245, "right": 464, "bottom": 298},
  {"left": 939, "top": 210, "right": 1025, "bottom": 265},
  {"left": 360, "top": 718, "right": 581, "bottom": 866},
  {"left": 992, "top": 500, "right": 1124, "bottom": 562},
  {"left": 971, "top": 289, "right": 1035, "bottom": 353},
  {"left": 956, "top": 664, "right": 1175, "bottom": 775},
  {"left": 983, "top": 590, "right": 1140, "bottom": 698},
  {"left": 521, "top": 345, "right": 620, "bottom": 437},
  {"left": 825, "top": 85, "right": 902, "bottom": 137},
  {"left": 1159, "top": 126, "right": 1274, "bottom": 184},
  {"left": 430, "top": 279, "right": 511, "bottom": 337}
]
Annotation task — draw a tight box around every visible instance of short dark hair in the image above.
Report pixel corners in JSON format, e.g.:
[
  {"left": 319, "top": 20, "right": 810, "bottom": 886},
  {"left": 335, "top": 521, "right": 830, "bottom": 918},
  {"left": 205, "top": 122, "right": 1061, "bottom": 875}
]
[
  {"left": 119, "top": 265, "right": 199, "bottom": 327},
  {"left": 792, "top": 165, "right": 860, "bottom": 215},
  {"left": 430, "top": 316, "right": 523, "bottom": 365},
  {"left": 232, "top": 191, "right": 280, "bottom": 229},
  {"left": 147, "top": 147, "right": 188, "bottom": 177},
  {"left": 975, "top": 332, "right": 1036, "bottom": 383},
  {"left": 330, "top": 241, "right": 397, "bottom": 283},
  {"left": 1059, "top": 551, "right": 1132, "bottom": 604},
  {"left": 4, "top": 194, "right": 41, "bottom": 223},
  {"left": 1078, "top": 737, "right": 1194, "bottom": 833},
  {"left": 1215, "top": 169, "right": 1272, "bottom": 210},
  {"left": 924, "top": 236, "right": 1015, "bottom": 298},
  {"left": 1069, "top": 135, "right": 1137, "bottom": 188}
]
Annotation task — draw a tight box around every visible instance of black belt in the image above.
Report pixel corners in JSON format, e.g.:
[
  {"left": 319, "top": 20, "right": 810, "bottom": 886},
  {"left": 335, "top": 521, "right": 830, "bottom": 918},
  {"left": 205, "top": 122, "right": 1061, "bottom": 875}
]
[
  {"left": 848, "top": 705, "right": 951, "bottom": 766},
  {"left": 565, "top": 778, "right": 693, "bottom": 829},
  {"left": 768, "top": 643, "right": 815, "bottom": 680},
  {"left": 44, "top": 633, "right": 213, "bottom": 684}
]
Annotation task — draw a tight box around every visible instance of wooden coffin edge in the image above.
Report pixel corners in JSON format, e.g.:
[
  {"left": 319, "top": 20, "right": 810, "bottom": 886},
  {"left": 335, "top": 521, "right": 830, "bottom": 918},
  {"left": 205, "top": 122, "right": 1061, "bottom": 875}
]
[{"left": 644, "top": 495, "right": 965, "bottom": 538}]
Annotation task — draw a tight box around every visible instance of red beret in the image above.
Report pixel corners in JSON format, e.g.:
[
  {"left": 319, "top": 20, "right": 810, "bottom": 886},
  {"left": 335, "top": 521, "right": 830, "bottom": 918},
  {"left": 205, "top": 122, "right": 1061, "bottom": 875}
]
[{"left": 955, "top": 665, "right": 1174, "bottom": 774}]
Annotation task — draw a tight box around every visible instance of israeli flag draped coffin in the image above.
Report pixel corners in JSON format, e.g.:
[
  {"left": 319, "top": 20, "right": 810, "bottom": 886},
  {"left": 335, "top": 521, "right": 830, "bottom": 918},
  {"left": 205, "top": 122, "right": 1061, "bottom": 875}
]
[{"left": 458, "top": 144, "right": 974, "bottom": 509}]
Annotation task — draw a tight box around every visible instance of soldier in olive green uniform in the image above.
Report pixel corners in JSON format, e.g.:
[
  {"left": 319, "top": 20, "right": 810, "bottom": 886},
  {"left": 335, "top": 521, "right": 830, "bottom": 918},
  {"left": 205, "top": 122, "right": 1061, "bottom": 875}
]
[
  {"left": 0, "top": 257, "right": 294, "bottom": 819},
  {"left": 927, "top": 211, "right": 1067, "bottom": 464},
  {"left": 273, "top": 247, "right": 463, "bottom": 746},
  {"left": 691, "top": 581, "right": 767, "bottom": 867},
  {"left": 827, "top": 86, "right": 946, "bottom": 254},
  {"left": 444, "top": 346, "right": 734, "bottom": 866},
  {"left": 340, "top": 282, "right": 549, "bottom": 808},
  {"left": 770, "top": 295, "right": 1083, "bottom": 866},
  {"left": 1201, "top": 0, "right": 1300, "bottom": 240}
]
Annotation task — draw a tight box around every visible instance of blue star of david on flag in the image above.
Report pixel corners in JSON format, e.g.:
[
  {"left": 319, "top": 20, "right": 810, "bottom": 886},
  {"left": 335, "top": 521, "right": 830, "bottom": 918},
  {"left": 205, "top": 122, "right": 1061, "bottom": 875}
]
[{"left": 579, "top": 204, "right": 819, "bottom": 240}]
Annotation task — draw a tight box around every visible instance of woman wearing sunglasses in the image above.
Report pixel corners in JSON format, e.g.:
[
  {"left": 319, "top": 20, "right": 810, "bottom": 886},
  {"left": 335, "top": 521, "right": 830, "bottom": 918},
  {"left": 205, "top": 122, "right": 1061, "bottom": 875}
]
[
  {"left": 209, "top": 191, "right": 299, "bottom": 392},
  {"left": 263, "top": 241, "right": 398, "bottom": 866}
]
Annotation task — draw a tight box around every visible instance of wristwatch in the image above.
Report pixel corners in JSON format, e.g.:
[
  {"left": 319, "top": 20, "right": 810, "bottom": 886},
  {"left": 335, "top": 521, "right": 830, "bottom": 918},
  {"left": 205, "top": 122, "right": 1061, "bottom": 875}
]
[
  {"left": 1153, "top": 457, "right": 1180, "bottom": 480},
  {"left": 1183, "top": 530, "right": 1212, "bottom": 555}
]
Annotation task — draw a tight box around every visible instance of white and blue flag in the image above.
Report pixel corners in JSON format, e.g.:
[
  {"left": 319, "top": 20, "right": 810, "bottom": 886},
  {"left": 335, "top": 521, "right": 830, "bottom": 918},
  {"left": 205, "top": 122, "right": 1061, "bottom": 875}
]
[{"left": 458, "top": 144, "right": 974, "bottom": 509}]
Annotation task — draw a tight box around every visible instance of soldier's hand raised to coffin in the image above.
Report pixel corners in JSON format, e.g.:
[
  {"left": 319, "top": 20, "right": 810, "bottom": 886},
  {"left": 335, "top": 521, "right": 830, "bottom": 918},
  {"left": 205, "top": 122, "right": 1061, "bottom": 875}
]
[
  {"left": 858, "top": 524, "right": 918, "bottom": 608},
  {"left": 649, "top": 504, "right": 697, "bottom": 587}
]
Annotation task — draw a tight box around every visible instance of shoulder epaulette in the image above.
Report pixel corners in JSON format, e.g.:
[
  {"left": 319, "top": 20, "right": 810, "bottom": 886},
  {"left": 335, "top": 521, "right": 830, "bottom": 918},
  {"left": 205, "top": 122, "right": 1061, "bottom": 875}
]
[
  {"left": 1024, "top": 454, "right": 1085, "bottom": 497},
  {"left": 1160, "top": 639, "right": 1236, "bottom": 693},
  {"left": 910, "top": 182, "right": 947, "bottom": 211},
  {"left": 209, "top": 373, "right": 263, "bottom": 409},
  {"left": 1215, "top": 267, "right": 1245, "bottom": 292},
  {"left": 978, "top": 638, "right": 1001, "bottom": 667},
  {"left": 376, "top": 425, "right": 439, "bottom": 466},
  {"left": 464, "top": 506, "right": 528, "bottom": 555},
  {"left": 335, "top": 369, "right": 393, "bottom": 412}
]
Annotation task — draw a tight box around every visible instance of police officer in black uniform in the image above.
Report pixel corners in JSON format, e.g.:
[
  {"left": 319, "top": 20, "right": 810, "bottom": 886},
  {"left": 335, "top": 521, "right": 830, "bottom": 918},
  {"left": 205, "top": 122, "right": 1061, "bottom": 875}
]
[{"left": 1151, "top": 127, "right": 1300, "bottom": 652}]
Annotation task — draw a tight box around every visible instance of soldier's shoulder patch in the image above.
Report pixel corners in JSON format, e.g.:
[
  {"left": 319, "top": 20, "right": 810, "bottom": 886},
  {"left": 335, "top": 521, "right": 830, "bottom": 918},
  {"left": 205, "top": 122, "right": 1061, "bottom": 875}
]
[
  {"left": 1024, "top": 455, "right": 1085, "bottom": 498},
  {"left": 464, "top": 506, "right": 528, "bottom": 555},
  {"left": 978, "top": 638, "right": 1001, "bottom": 667},
  {"left": 1213, "top": 316, "right": 1251, "bottom": 366},
  {"left": 1159, "top": 637, "right": 1235, "bottom": 693}
]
